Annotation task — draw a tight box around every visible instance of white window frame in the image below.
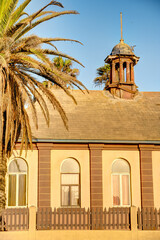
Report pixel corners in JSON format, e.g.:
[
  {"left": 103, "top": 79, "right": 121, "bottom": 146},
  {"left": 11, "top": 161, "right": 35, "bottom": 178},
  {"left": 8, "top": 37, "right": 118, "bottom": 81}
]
[
  {"left": 60, "top": 158, "right": 80, "bottom": 207},
  {"left": 7, "top": 158, "right": 28, "bottom": 208},
  {"left": 111, "top": 172, "right": 131, "bottom": 207},
  {"left": 111, "top": 158, "right": 131, "bottom": 208}
]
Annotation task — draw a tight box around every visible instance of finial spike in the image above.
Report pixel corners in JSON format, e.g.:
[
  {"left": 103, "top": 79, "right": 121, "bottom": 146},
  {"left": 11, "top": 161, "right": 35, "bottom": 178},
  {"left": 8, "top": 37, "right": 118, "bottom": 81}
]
[{"left": 120, "top": 12, "right": 124, "bottom": 43}]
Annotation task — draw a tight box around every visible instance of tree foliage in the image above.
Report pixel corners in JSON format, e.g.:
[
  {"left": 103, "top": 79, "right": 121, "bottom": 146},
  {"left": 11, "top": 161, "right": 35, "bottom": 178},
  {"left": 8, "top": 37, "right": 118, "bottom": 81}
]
[
  {"left": 94, "top": 64, "right": 110, "bottom": 88},
  {"left": 0, "top": 0, "right": 85, "bottom": 209},
  {"left": 43, "top": 56, "right": 80, "bottom": 88}
]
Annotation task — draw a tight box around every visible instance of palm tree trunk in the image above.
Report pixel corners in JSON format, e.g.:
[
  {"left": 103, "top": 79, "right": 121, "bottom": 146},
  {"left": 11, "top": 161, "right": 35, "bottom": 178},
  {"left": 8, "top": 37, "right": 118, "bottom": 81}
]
[
  {"left": 0, "top": 69, "right": 6, "bottom": 211},
  {"left": 0, "top": 149, "right": 6, "bottom": 211}
]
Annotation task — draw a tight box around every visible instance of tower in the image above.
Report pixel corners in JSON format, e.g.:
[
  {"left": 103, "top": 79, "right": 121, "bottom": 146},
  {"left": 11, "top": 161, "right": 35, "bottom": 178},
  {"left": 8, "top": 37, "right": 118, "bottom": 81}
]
[{"left": 105, "top": 13, "right": 140, "bottom": 99}]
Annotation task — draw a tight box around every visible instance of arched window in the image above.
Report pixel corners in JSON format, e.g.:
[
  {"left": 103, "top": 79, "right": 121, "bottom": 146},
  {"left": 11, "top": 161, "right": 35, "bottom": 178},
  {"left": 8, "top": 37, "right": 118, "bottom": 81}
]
[
  {"left": 61, "top": 158, "right": 80, "bottom": 207},
  {"left": 112, "top": 159, "right": 130, "bottom": 206},
  {"left": 8, "top": 158, "right": 27, "bottom": 207}
]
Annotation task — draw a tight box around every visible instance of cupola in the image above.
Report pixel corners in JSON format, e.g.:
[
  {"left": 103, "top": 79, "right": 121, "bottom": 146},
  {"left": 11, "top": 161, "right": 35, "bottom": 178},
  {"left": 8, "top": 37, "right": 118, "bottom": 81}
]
[{"left": 105, "top": 13, "right": 140, "bottom": 99}]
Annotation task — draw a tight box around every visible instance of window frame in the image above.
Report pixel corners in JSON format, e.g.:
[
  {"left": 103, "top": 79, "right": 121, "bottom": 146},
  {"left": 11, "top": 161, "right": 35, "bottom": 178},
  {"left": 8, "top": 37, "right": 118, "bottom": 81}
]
[
  {"left": 60, "top": 158, "right": 81, "bottom": 208},
  {"left": 111, "top": 159, "right": 131, "bottom": 207},
  {"left": 7, "top": 158, "right": 28, "bottom": 208}
]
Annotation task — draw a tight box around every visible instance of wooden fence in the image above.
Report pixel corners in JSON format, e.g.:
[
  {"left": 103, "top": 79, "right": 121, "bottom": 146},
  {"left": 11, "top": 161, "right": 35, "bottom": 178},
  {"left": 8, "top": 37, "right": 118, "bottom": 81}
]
[
  {"left": 36, "top": 207, "right": 130, "bottom": 230},
  {"left": 137, "top": 208, "right": 160, "bottom": 230},
  {"left": 0, "top": 208, "right": 29, "bottom": 231}
]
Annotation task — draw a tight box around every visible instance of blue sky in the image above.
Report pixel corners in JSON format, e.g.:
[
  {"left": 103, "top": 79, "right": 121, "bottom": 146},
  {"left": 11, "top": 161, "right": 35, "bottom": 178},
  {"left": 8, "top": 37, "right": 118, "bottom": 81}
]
[{"left": 23, "top": 0, "right": 160, "bottom": 91}]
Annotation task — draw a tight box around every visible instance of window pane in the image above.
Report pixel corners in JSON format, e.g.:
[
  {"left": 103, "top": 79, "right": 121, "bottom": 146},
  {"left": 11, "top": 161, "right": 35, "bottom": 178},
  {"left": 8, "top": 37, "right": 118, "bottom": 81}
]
[
  {"left": 18, "top": 175, "right": 26, "bottom": 206},
  {"left": 61, "top": 159, "right": 79, "bottom": 173},
  {"left": 61, "top": 174, "right": 79, "bottom": 184},
  {"left": 9, "top": 159, "right": 27, "bottom": 173},
  {"left": 122, "top": 175, "right": 130, "bottom": 205},
  {"left": 62, "top": 186, "right": 70, "bottom": 206},
  {"left": 8, "top": 175, "right": 16, "bottom": 206},
  {"left": 112, "top": 159, "right": 130, "bottom": 173},
  {"left": 71, "top": 186, "right": 79, "bottom": 206},
  {"left": 112, "top": 175, "right": 120, "bottom": 206}
]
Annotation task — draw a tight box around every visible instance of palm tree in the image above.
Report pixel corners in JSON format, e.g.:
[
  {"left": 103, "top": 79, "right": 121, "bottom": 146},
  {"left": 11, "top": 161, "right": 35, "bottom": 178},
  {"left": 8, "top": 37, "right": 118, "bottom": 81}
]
[
  {"left": 94, "top": 64, "right": 110, "bottom": 88},
  {"left": 54, "top": 56, "right": 79, "bottom": 78},
  {"left": 43, "top": 56, "right": 80, "bottom": 88},
  {"left": 0, "top": 0, "right": 85, "bottom": 210}
]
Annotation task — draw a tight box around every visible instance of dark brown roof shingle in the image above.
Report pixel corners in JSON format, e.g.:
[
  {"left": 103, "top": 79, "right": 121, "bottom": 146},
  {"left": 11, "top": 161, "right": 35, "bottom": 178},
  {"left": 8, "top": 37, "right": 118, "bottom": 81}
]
[{"left": 28, "top": 89, "right": 160, "bottom": 142}]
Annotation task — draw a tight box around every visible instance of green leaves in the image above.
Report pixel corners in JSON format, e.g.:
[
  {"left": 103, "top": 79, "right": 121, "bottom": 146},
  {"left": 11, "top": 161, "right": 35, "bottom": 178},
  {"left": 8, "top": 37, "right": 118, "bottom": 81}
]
[
  {"left": 94, "top": 64, "right": 111, "bottom": 87},
  {"left": 0, "top": 0, "right": 84, "bottom": 159},
  {"left": 7, "top": 0, "right": 31, "bottom": 31},
  {"left": 0, "top": 0, "right": 19, "bottom": 36}
]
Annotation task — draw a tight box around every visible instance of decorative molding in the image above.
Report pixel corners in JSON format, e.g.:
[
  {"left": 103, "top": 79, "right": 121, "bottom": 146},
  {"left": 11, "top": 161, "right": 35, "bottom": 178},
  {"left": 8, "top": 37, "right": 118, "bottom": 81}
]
[
  {"left": 14, "top": 142, "right": 160, "bottom": 151},
  {"left": 52, "top": 143, "right": 89, "bottom": 150},
  {"left": 36, "top": 143, "right": 53, "bottom": 150},
  {"left": 14, "top": 142, "right": 38, "bottom": 150},
  {"left": 139, "top": 144, "right": 155, "bottom": 151},
  {"left": 89, "top": 144, "right": 104, "bottom": 150},
  {"left": 103, "top": 144, "right": 139, "bottom": 151}
]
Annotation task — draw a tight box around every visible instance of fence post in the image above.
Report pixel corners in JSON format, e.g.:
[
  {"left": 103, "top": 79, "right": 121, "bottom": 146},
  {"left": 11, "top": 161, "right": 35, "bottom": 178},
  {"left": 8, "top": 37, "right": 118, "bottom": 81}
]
[
  {"left": 29, "top": 206, "right": 36, "bottom": 240},
  {"left": 131, "top": 206, "right": 137, "bottom": 240},
  {"left": 131, "top": 206, "right": 137, "bottom": 231}
]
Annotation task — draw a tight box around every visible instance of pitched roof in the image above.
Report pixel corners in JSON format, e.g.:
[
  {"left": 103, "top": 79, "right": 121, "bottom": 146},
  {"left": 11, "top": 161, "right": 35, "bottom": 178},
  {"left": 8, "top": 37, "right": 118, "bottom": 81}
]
[{"left": 28, "top": 89, "right": 160, "bottom": 143}]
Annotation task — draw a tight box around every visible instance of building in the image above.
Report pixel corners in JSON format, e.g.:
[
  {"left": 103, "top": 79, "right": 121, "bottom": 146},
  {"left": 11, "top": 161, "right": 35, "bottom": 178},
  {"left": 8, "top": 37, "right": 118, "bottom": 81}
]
[{"left": 1, "top": 18, "right": 160, "bottom": 240}]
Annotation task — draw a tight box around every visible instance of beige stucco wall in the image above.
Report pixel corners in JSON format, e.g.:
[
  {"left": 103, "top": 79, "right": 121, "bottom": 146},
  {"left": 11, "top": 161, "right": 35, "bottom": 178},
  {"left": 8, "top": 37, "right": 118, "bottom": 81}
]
[
  {"left": 7, "top": 150, "right": 38, "bottom": 208},
  {"left": 102, "top": 150, "right": 141, "bottom": 208},
  {"left": 51, "top": 150, "right": 90, "bottom": 208},
  {"left": 152, "top": 151, "right": 160, "bottom": 208},
  {"left": 1, "top": 229, "right": 160, "bottom": 240}
]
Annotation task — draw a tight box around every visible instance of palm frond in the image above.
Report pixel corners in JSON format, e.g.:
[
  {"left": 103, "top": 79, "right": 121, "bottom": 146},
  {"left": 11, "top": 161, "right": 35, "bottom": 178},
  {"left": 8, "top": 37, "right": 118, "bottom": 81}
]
[
  {"left": 7, "top": 0, "right": 31, "bottom": 31},
  {"left": 0, "top": 0, "right": 18, "bottom": 37},
  {"left": 0, "top": 0, "right": 85, "bottom": 164},
  {"left": 16, "top": 10, "right": 79, "bottom": 39}
]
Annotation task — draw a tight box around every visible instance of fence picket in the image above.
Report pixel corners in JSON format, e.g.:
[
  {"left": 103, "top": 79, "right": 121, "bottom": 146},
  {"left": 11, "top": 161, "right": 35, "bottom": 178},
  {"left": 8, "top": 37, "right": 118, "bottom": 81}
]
[
  {"left": 14, "top": 209, "right": 16, "bottom": 231},
  {"left": 121, "top": 207, "right": 123, "bottom": 229},
  {"left": 46, "top": 208, "right": 48, "bottom": 230},
  {"left": 54, "top": 208, "right": 56, "bottom": 230},
  {"left": 146, "top": 208, "right": 149, "bottom": 230},
  {"left": 137, "top": 208, "right": 141, "bottom": 229},
  {"left": 104, "top": 208, "right": 106, "bottom": 230},
  {"left": 58, "top": 208, "right": 60, "bottom": 229},
  {"left": 1, "top": 210, "right": 4, "bottom": 231},
  {"left": 113, "top": 208, "right": 115, "bottom": 230},
  {"left": 5, "top": 209, "right": 8, "bottom": 231},
  {"left": 79, "top": 208, "right": 81, "bottom": 230},
  {"left": 117, "top": 208, "right": 119, "bottom": 230},
  {"left": 83, "top": 208, "right": 85, "bottom": 230},
  {"left": 18, "top": 209, "right": 21, "bottom": 230},
  {"left": 96, "top": 208, "right": 98, "bottom": 230},
  {"left": 92, "top": 209, "right": 94, "bottom": 230},
  {"left": 155, "top": 208, "right": 158, "bottom": 230},
  {"left": 66, "top": 208, "right": 69, "bottom": 229},
  {"left": 151, "top": 208, "right": 154, "bottom": 230},
  {"left": 49, "top": 207, "right": 52, "bottom": 230},
  {"left": 61, "top": 208, "right": 64, "bottom": 230},
  {"left": 75, "top": 208, "right": 77, "bottom": 230},
  {"left": 87, "top": 208, "right": 90, "bottom": 230},
  {"left": 100, "top": 208, "right": 103, "bottom": 230},
  {"left": 108, "top": 208, "right": 111, "bottom": 230}
]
